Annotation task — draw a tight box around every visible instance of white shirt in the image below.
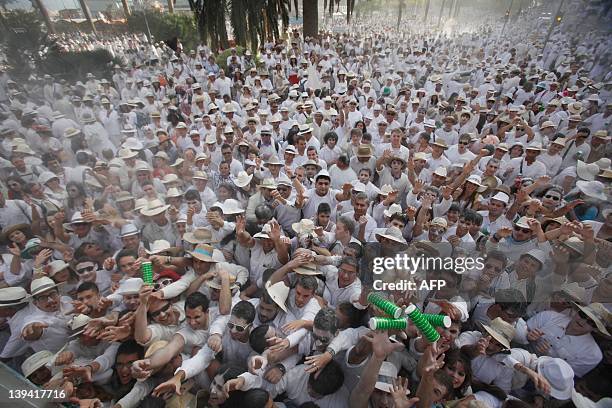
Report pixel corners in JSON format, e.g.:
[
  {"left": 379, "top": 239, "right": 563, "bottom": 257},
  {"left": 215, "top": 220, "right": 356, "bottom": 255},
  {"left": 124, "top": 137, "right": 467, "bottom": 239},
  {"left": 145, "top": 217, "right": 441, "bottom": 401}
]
[
  {"left": 527, "top": 310, "right": 602, "bottom": 377},
  {"left": 457, "top": 331, "right": 514, "bottom": 392}
]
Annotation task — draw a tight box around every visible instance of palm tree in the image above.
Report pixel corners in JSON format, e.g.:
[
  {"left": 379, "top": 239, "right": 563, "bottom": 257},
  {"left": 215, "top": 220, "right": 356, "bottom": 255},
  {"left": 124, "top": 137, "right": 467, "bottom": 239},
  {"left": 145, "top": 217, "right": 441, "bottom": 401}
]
[{"left": 188, "top": 0, "right": 288, "bottom": 52}]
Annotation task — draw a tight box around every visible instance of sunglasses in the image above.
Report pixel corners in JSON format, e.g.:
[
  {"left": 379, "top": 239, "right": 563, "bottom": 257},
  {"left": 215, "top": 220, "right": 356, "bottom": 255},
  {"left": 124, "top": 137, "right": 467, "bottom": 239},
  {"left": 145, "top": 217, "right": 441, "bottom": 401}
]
[
  {"left": 149, "top": 302, "right": 171, "bottom": 319},
  {"left": 154, "top": 278, "right": 174, "bottom": 291},
  {"left": 513, "top": 225, "right": 531, "bottom": 234},
  {"left": 227, "top": 322, "right": 250, "bottom": 332},
  {"left": 458, "top": 141, "right": 469, "bottom": 145},
  {"left": 35, "top": 290, "right": 59, "bottom": 303},
  {"left": 76, "top": 265, "right": 95, "bottom": 274},
  {"left": 544, "top": 194, "right": 560, "bottom": 201}
]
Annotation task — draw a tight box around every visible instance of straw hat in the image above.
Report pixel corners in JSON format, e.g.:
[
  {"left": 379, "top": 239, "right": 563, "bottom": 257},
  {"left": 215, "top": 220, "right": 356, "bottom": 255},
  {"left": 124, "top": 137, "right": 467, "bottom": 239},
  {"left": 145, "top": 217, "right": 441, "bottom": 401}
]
[
  {"left": 189, "top": 244, "right": 218, "bottom": 262},
  {"left": 183, "top": 228, "right": 218, "bottom": 245},
  {"left": 165, "top": 187, "right": 182, "bottom": 199},
  {"left": 115, "top": 191, "right": 135, "bottom": 203},
  {"left": 481, "top": 317, "right": 515, "bottom": 349},
  {"left": 465, "top": 175, "right": 488, "bottom": 193},
  {"left": 118, "top": 148, "right": 138, "bottom": 160},
  {"left": 221, "top": 199, "right": 244, "bottom": 215},
  {"left": 0, "top": 287, "right": 29, "bottom": 308},
  {"left": 140, "top": 199, "right": 170, "bottom": 216},
  {"left": 293, "top": 262, "right": 322, "bottom": 275},
  {"left": 119, "top": 223, "right": 140, "bottom": 238},
  {"left": 1, "top": 223, "right": 31, "bottom": 244},
  {"left": 21, "top": 350, "right": 54, "bottom": 378},
  {"left": 356, "top": 144, "right": 372, "bottom": 158},
  {"left": 576, "top": 180, "right": 608, "bottom": 201},
  {"left": 557, "top": 282, "right": 586, "bottom": 304},
  {"left": 145, "top": 239, "right": 174, "bottom": 255},
  {"left": 115, "top": 278, "right": 144, "bottom": 296},
  {"left": 574, "top": 302, "right": 610, "bottom": 336},
  {"left": 64, "top": 128, "right": 81, "bottom": 138},
  {"left": 375, "top": 226, "right": 408, "bottom": 246},
  {"left": 514, "top": 216, "right": 534, "bottom": 229},
  {"left": 259, "top": 178, "right": 278, "bottom": 189},
  {"left": 253, "top": 224, "right": 272, "bottom": 239},
  {"left": 193, "top": 171, "right": 209, "bottom": 180},
  {"left": 231, "top": 171, "right": 253, "bottom": 188},
  {"left": 577, "top": 160, "right": 601, "bottom": 181},
  {"left": 47, "top": 260, "right": 71, "bottom": 278},
  {"left": 159, "top": 175, "right": 180, "bottom": 187},
  {"left": 68, "top": 314, "right": 92, "bottom": 338},
  {"left": 536, "top": 357, "right": 574, "bottom": 400},
  {"left": 265, "top": 281, "right": 289, "bottom": 313}
]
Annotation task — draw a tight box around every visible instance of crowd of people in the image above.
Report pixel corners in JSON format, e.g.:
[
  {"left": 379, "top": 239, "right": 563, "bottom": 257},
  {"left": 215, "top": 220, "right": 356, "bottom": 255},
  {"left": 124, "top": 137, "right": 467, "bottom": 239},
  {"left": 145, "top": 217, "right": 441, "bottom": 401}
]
[{"left": 0, "top": 1, "right": 610, "bottom": 407}]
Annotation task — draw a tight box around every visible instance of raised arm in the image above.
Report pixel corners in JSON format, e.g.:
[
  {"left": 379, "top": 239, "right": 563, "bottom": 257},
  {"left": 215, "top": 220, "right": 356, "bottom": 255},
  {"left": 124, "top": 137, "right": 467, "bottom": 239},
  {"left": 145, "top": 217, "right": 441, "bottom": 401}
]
[{"left": 235, "top": 214, "right": 255, "bottom": 248}]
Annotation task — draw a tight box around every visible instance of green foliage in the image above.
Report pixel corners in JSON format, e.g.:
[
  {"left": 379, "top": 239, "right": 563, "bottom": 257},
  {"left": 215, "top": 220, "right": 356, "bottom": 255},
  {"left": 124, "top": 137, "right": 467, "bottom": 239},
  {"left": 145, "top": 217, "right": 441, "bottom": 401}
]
[
  {"left": 126, "top": 11, "right": 200, "bottom": 50},
  {"left": 215, "top": 45, "right": 246, "bottom": 72},
  {"left": 0, "top": 10, "right": 46, "bottom": 79},
  {"left": 38, "top": 48, "right": 120, "bottom": 82}
]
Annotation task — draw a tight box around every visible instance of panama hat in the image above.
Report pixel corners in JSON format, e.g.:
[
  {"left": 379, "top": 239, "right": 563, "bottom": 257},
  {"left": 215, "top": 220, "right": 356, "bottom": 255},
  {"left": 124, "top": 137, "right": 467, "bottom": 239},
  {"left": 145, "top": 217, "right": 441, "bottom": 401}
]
[
  {"left": 574, "top": 302, "right": 610, "bottom": 336},
  {"left": 68, "top": 314, "right": 92, "bottom": 338},
  {"left": 481, "top": 317, "right": 515, "bottom": 349},
  {"left": 183, "top": 228, "right": 218, "bottom": 245},
  {"left": 30, "top": 276, "right": 62, "bottom": 297},
  {"left": 21, "top": 350, "right": 54, "bottom": 378},
  {"left": 140, "top": 199, "right": 170, "bottom": 216},
  {"left": 465, "top": 175, "right": 488, "bottom": 193},
  {"left": 115, "top": 278, "right": 144, "bottom": 296},
  {"left": 293, "top": 262, "right": 322, "bottom": 275},
  {"left": 64, "top": 128, "right": 81, "bottom": 138},
  {"left": 193, "top": 171, "right": 209, "bottom": 180},
  {"left": 47, "top": 260, "right": 71, "bottom": 278},
  {"left": 375, "top": 227, "right": 408, "bottom": 246},
  {"left": 265, "top": 281, "right": 289, "bottom": 313},
  {"left": 118, "top": 148, "right": 139, "bottom": 160},
  {"left": 119, "top": 223, "right": 140, "bottom": 238},
  {"left": 576, "top": 180, "right": 608, "bottom": 201},
  {"left": 165, "top": 187, "right": 182, "bottom": 199},
  {"left": 556, "top": 282, "right": 586, "bottom": 304},
  {"left": 145, "top": 239, "right": 175, "bottom": 255},
  {"left": 0, "top": 287, "right": 29, "bottom": 307},
  {"left": 514, "top": 216, "right": 534, "bottom": 230},
  {"left": 115, "top": 191, "right": 135, "bottom": 203},
  {"left": 259, "top": 178, "right": 278, "bottom": 189},
  {"left": 536, "top": 357, "right": 574, "bottom": 400},
  {"left": 264, "top": 156, "right": 283, "bottom": 166},
  {"left": 189, "top": 244, "right": 218, "bottom": 262},
  {"left": 221, "top": 199, "right": 244, "bottom": 215},
  {"left": 231, "top": 171, "right": 253, "bottom": 188},
  {"left": 253, "top": 224, "right": 273, "bottom": 239},
  {"left": 576, "top": 160, "right": 600, "bottom": 181}
]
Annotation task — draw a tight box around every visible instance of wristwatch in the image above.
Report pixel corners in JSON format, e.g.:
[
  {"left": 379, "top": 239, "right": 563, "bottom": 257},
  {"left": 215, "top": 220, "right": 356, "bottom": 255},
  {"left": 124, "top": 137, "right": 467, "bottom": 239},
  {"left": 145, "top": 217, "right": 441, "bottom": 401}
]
[
  {"left": 326, "top": 347, "right": 336, "bottom": 358},
  {"left": 276, "top": 364, "right": 286, "bottom": 375}
]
